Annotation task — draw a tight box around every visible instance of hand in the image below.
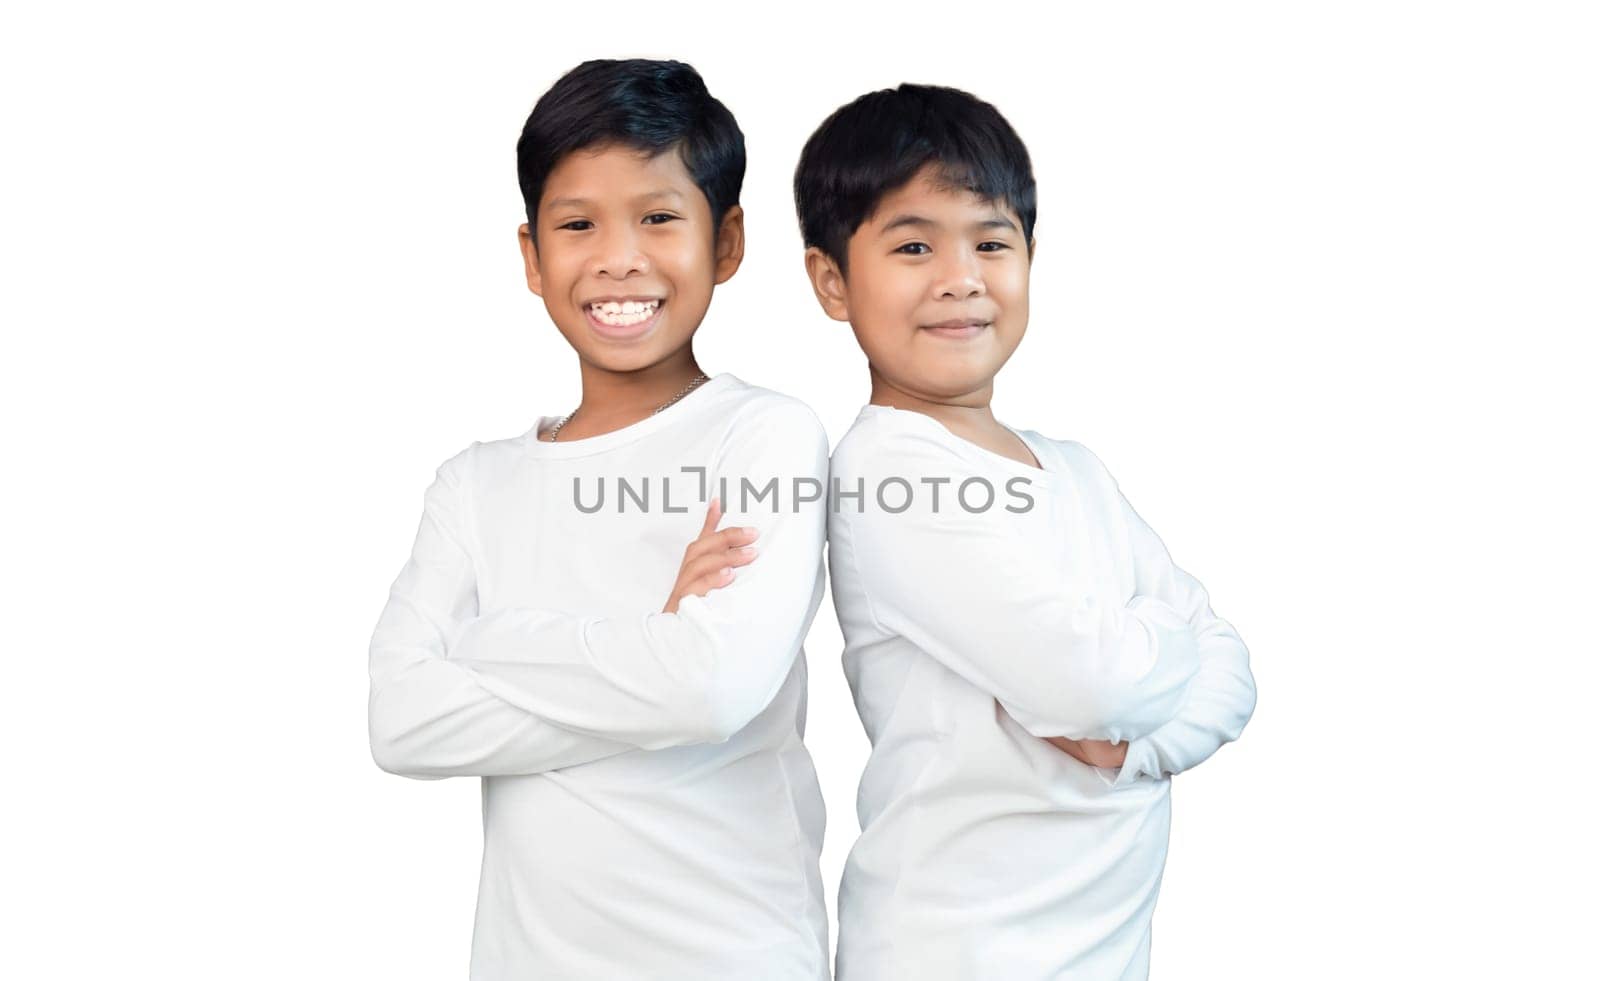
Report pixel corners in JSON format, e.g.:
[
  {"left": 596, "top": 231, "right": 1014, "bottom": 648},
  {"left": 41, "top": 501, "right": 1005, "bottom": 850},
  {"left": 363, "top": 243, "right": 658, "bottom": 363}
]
[
  {"left": 1046, "top": 737, "right": 1128, "bottom": 769},
  {"left": 662, "top": 497, "right": 761, "bottom": 614}
]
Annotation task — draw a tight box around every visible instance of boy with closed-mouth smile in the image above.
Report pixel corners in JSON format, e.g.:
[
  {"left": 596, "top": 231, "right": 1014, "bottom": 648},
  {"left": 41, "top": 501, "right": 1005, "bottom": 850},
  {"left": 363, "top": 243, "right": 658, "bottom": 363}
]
[
  {"left": 795, "top": 82, "right": 1258, "bottom": 980},
  {"left": 368, "top": 59, "right": 832, "bottom": 980}
]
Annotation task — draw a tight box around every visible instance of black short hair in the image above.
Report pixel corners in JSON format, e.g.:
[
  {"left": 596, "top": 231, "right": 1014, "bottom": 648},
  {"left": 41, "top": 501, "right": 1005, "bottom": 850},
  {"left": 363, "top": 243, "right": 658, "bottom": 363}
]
[
  {"left": 793, "top": 83, "right": 1036, "bottom": 276},
  {"left": 516, "top": 59, "right": 745, "bottom": 243}
]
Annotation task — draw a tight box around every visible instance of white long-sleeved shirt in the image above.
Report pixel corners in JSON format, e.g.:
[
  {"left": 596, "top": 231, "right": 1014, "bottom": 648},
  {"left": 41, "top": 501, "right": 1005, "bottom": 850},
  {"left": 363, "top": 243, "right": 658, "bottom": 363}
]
[
  {"left": 367, "top": 372, "right": 831, "bottom": 981},
  {"left": 827, "top": 404, "right": 1257, "bottom": 981}
]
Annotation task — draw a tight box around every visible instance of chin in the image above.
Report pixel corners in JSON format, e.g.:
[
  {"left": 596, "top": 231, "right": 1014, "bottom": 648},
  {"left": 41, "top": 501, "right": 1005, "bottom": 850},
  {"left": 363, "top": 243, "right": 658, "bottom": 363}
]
[
  {"left": 579, "top": 345, "right": 672, "bottom": 374},
  {"left": 917, "top": 357, "right": 1004, "bottom": 396}
]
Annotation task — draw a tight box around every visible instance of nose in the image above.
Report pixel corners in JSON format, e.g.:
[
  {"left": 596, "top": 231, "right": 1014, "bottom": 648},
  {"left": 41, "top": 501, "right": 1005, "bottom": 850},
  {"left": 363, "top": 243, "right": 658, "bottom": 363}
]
[
  {"left": 591, "top": 224, "right": 650, "bottom": 280},
  {"left": 934, "top": 246, "right": 985, "bottom": 300}
]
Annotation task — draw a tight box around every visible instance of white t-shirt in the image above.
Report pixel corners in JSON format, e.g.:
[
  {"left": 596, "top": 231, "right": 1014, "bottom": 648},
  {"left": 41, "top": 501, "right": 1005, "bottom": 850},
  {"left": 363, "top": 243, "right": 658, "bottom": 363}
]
[
  {"left": 826, "top": 403, "right": 1257, "bottom": 981},
  {"left": 368, "top": 372, "right": 831, "bottom": 980}
]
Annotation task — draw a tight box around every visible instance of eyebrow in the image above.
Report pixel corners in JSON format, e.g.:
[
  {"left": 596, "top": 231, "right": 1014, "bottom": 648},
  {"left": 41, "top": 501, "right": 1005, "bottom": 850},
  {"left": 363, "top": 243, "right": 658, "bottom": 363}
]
[
  {"left": 545, "top": 188, "right": 686, "bottom": 212},
  {"left": 878, "top": 213, "right": 1020, "bottom": 236}
]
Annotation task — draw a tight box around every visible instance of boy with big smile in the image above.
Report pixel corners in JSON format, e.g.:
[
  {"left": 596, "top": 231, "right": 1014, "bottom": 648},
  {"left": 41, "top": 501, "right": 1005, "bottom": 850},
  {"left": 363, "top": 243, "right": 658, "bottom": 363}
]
[{"left": 368, "top": 59, "right": 831, "bottom": 980}]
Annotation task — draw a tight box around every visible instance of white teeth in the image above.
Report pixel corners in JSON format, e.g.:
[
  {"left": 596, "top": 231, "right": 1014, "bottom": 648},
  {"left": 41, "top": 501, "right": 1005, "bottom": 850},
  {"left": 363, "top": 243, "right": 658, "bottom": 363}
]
[{"left": 588, "top": 299, "right": 660, "bottom": 327}]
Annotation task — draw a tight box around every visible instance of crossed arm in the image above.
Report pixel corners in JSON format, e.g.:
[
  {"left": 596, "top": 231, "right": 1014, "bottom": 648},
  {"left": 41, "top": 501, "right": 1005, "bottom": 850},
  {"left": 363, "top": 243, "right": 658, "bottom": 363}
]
[
  {"left": 839, "top": 435, "right": 1254, "bottom": 776},
  {"left": 1086, "top": 447, "right": 1257, "bottom": 785},
  {"left": 839, "top": 437, "right": 1205, "bottom": 745},
  {"left": 367, "top": 405, "right": 829, "bottom": 779}
]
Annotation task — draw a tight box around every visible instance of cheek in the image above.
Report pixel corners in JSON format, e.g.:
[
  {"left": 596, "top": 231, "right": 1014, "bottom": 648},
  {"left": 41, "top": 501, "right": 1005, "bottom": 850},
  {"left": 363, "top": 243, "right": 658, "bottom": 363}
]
[
  {"left": 859, "top": 271, "right": 924, "bottom": 325},
  {"left": 996, "top": 263, "right": 1029, "bottom": 307},
  {"left": 660, "top": 238, "right": 715, "bottom": 294},
  {"left": 538, "top": 250, "right": 584, "bottom": 301}
]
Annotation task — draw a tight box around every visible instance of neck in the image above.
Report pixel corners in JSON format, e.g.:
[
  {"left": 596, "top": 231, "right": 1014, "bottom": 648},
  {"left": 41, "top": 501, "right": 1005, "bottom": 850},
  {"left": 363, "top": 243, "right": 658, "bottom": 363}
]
[
  {"left": 867, "top": 365, "right": 999, "bottom": 435},
  {"left": 569, "top": 347, "right": 706, "bottom": 427}
]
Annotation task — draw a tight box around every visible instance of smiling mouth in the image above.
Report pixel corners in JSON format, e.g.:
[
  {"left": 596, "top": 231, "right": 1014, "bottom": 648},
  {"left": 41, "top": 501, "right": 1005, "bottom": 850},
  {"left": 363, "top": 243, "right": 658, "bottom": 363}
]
[
  {"left": 921, "top": 319, "right": 992, "bottom": 336},
  {"left": 585, "top": 298, "right": 663, "bottom": 328}
]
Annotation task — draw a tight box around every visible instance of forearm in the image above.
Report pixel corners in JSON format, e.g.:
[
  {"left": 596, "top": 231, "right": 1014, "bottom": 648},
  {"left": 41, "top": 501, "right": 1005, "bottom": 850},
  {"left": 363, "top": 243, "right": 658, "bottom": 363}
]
[
  {"left": 444, "top": 597, "right": 808, "bottom": 750},
  {"left": 446, "top": 402, "right": 831, "bottom": 750},
  {"left": 1083, "top": 444, "right": 1257, "bottom": 784},
  {"left": 853, "top": 510, "right": 1201, "bottom": 742},
  {"left": 367, "top": 448, "right": 634, "bottom": 779},
  {"left": 1113, "top": 624, "right": 1256, "bottom": 783},
  {"left": 369, "top": 594, "right": 635, "bottom": 779}
]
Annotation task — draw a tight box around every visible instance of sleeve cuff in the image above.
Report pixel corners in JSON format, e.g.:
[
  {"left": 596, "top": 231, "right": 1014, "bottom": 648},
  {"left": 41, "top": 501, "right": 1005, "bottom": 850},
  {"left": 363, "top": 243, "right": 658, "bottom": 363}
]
[{"left": 1112, "top": 735, "right": 1163, "bottom": 788}]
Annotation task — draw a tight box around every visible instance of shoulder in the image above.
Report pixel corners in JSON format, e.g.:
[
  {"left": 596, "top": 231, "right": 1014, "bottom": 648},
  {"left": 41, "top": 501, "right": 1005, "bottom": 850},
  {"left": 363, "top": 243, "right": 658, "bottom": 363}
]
[
  {"left": 428, "top": 440, "right": 483, "bottom": 486},
  {"left": 1016, "top": 431, "right": 1120, "bottom": 489},
  {"left": 429, "top": 424, "right": 548, "bottom": 490},
  {"left": 830, "top": 406, "right": 969, "bottom": 479},
  {"left": 412, "top": 441, "right": 486, "bottom": 530},
  {"left": 1031, "top": 436, "right": 1134, "bottom": 526},
  {"left": 716, "top": 376, "right": 830, "bottom": 451},
  {"left": 979, "top": 425, "right": 1128, "bottom": 514},
  {"left": 435, "top": 430, "right": 542, "bottom": 487}
]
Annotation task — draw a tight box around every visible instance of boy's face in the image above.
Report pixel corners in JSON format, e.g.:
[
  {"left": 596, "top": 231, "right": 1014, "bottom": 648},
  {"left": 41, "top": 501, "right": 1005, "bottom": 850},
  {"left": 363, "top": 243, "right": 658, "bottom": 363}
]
[
  {"left": 518, "top": 144, "right": 743, "bottom": 373},
  {"left": 804, "top": 164, "right": 1033, "bottom": 402}
]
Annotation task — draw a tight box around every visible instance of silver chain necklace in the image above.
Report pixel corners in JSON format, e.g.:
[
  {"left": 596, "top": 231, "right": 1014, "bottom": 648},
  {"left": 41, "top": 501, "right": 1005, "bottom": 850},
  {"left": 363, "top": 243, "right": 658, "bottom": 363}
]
[{"left": 545, "top": 371, "right": 711, "bottom": 442}]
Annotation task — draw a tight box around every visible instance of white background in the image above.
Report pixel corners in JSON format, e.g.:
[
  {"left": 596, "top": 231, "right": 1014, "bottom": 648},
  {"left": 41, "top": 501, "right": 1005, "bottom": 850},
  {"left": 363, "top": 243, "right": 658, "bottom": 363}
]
[{"left": 3, "top": 2, "right": 1596, "bottom": 978}]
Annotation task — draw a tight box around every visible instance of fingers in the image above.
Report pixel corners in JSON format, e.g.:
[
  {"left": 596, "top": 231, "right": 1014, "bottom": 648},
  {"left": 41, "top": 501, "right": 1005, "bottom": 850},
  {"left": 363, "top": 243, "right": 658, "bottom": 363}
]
[
  {"left": 693, "top": 545, "right": 760, "bottom": 576},
  {"left": 683, "top": 523, "right": 760, "bottom": 562},
  {"left": 679, "top": 567, "right": 733, "bottom": 602},
  {"left": 699, "top": 496, "right": 722, "bottom": 537},
  {"left": 1073, "top": 740, "right": 1126, "bottom": 768},
  {"left": 1045, "top": 736, "right": 1104, "bottom": 768},
  {"left": 676, "top": 539, "right": 760, "bottom": 600},
  {"left": 680, "top": 546, "right": 758, "bottom": 589},
  {"left": 1046, "top": 737, "right": 1082, "bottom": 759},
  {"left": 1045, "top": 736, "right": 1122, "bottom": 763},
  {"left": 684, "top": 567, "right": 736, "bottom": 598},
  {"left": 671, "top": 498, "right": 763, "bottom": 605}
]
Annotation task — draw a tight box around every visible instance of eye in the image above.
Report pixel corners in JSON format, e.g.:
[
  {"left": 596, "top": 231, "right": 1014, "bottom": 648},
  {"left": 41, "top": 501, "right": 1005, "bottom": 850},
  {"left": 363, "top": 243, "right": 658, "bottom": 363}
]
[
  {"left": 976, "top": 241, "right": 1010, "bottom": 252},
  {"left": 895, "top": 242, "right": 931, "bottom": 255},
  {"left": 558, "top": 219, "right": 593, "bottom": 231},
  {"left": 643, "top": 213, "right": 680, "bottom": 225}
]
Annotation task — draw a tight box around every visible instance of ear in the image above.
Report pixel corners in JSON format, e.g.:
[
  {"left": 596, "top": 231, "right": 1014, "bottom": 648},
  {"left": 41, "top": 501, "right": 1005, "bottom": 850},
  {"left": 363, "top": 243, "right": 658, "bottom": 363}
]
[
  {"left": 712, "top": 205, "right": 745, "bottom": 284},
  {"left": 803, "top": 246, "right": 851, "bottom": 322},
  {"left": 1027, "top": 235, "right": 1037, "bottom": 265},
  {"left": 517, "top": 223, "right": 544, "bottom": 297}
]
